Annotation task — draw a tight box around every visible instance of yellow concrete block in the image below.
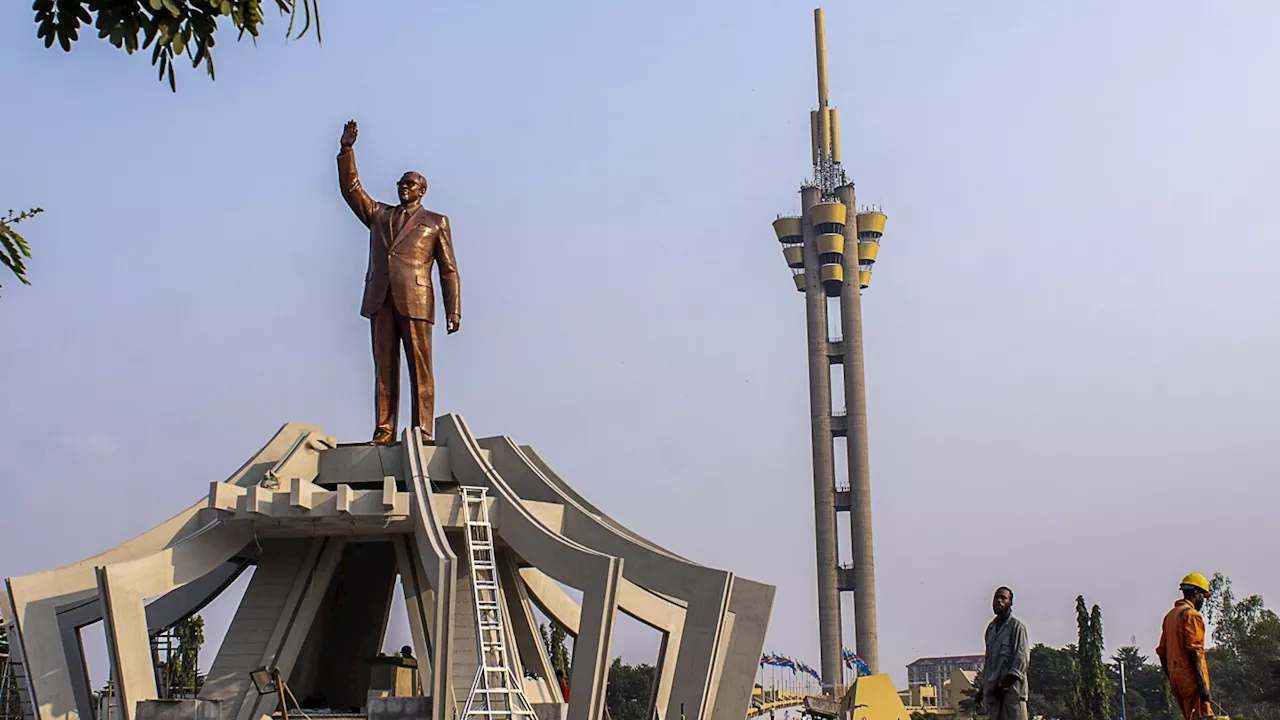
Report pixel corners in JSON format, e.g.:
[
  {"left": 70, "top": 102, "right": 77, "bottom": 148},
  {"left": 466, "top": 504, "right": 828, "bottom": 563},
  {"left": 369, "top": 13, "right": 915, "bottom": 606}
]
[{"left": 849, "top": 674, "right": 912, "bottom": 720}]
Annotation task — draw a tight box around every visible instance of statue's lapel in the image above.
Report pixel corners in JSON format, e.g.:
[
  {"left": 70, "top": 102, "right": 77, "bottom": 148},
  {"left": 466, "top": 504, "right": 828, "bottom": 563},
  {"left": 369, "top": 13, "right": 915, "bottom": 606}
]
[
  {"left": 388, "top": 206, "right": 427, "bottom": 253},
  {"left": 382, "top": 206, "right": 396, "bottom": 251}
]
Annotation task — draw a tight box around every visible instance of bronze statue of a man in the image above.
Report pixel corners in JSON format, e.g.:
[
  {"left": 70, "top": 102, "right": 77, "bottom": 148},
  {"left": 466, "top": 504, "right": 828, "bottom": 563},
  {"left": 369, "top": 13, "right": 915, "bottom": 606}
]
[{"left": 337, "top": 120, "right": 460, "bottom": 443}]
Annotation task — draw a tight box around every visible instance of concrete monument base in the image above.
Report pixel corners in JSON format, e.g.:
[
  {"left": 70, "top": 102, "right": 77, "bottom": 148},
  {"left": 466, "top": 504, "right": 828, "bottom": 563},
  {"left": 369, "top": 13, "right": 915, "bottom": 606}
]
[{"left": 3, "top": 414, "right": 774, "bottom": 720}]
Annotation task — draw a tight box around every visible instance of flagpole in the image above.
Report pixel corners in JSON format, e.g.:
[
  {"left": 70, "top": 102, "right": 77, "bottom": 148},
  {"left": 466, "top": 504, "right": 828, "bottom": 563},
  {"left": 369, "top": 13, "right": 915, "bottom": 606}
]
[{"left": 1119, "top": 660, "right": 1128, "bottom": 720}]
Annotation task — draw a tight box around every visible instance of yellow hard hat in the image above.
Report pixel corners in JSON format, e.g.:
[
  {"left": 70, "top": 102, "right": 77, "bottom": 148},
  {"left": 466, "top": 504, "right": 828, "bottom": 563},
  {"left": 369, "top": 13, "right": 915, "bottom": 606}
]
[{"left": 1180, "top": 573, "right": 1211, "bottom": 593}]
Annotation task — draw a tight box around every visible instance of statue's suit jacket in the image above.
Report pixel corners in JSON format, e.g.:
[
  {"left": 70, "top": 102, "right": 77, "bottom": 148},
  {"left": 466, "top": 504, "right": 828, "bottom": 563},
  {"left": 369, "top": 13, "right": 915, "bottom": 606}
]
[{"left": 338, "top": 147, "right": 460, "bottom": 323}]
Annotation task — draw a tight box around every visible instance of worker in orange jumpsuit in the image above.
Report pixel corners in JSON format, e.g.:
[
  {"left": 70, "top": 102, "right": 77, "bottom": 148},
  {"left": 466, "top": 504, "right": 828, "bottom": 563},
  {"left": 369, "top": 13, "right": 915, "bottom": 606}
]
[{"left": 1156, "top": 573, "right": 1214, "bottom": 720}]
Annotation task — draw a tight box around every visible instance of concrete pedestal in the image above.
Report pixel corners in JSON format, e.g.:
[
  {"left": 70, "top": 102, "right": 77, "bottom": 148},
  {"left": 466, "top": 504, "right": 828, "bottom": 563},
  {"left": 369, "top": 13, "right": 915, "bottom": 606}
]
[
  {"left": 134, "top": 700, "right": 222, "bottom": 720},
  {"left": 367, "top": 696, "right": 431, "bottom": 720},
  {"left": 368, "top": 656, "right": 420, "bottom": 699}
]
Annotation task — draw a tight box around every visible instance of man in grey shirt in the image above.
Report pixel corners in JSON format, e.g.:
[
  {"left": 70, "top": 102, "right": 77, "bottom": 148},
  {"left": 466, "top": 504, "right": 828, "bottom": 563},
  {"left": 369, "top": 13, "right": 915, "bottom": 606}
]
[{"left": 980, "top": 586, "right": 1030, "bottom": 720}]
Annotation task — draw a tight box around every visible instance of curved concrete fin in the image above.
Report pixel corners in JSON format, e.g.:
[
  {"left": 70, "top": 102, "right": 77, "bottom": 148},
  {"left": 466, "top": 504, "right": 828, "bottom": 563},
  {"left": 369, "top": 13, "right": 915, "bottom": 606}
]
[
  {"left": 521, "top": 569, "right": 685, "bottom": 636},
  {"left": 496, "top": 552, "right": 560, "bottom": 704},
  {"left": 141, "top": 558, "right": 253, "bottom": 634},
  {"left": 521, "top": 569, "right": 685, "bottom": 720},
  {"left": 402, "top": 427, "right": 459, "bottom": 720},
  {"left": 96, "top": 523, "right": 254, "bottom": 720},
  {"left": 5, "top": 422, "right": 319, "bottom": 720},
  {"left": 519, "top": 569, "right": 581, "bottom": 636},
  {"left": 55, "top": 559, "right": 252, "bottom": 720},
  {"left": 710, "top": 579, "right": 775, "bottom": 720},
  {"left": 435, "top": 414, "right": 622, "bottom": 720},
  {"left": 514, "top": 443, "right": 694, "bottom": 563},
  {"left": 479, "top": 436, "right": 733, "bottom": 720},
  {"left": 480, "top": 437, "right": 725, "bottom": 598}
]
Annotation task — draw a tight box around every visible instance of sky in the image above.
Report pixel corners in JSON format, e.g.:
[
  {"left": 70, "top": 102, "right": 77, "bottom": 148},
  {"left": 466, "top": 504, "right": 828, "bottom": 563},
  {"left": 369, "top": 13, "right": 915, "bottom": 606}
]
[{"left": 4, "top": 0, "right": 1280, "bottom": 692}]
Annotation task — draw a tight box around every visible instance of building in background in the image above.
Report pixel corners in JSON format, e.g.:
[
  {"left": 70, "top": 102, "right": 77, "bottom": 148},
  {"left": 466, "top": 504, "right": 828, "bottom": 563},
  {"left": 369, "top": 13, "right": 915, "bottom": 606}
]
[
  {"left": 899, "top": 684, "right": 940, "bottom": 712},
  {"left": 906, "top": 655, "right": 984, "bottom": 689},
  {"left": 942, "top": 670, "right": 978, "bottom": 712},
  {"left": 899, "top": 667, "right": 980, "bottom": 718}
]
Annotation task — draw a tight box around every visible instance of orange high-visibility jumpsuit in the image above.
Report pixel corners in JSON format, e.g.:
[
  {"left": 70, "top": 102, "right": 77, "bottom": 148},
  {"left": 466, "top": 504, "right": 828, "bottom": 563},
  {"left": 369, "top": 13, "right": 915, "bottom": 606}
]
[{"left": 1156, "top": 599, "right": 1212, "bottom": 720}]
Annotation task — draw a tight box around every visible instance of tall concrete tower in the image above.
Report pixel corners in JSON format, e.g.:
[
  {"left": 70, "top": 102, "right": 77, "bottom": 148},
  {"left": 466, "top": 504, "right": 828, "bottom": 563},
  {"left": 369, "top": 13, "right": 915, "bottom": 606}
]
[{"left": 771, "top": 7, "right": 891, "bottom": 694}]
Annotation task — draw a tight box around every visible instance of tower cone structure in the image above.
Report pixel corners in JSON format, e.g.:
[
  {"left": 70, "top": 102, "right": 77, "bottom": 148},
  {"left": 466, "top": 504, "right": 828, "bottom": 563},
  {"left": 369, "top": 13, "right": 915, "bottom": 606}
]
[{"left": 770, "top": 7, "right": 891, "bottom": 692}]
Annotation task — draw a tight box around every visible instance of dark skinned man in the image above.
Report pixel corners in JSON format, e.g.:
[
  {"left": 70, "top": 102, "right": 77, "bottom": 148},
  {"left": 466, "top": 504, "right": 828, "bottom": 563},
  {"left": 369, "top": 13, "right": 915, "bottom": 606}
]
[
  {"left": 337, "top": 120, "right": 460, "bottom": 443},
  {"left": 1157, "top": 573, "right": 1214, "bottom": 720},
  {"left": 980, "top": 587, "right": 1030, "bottom": 720}
]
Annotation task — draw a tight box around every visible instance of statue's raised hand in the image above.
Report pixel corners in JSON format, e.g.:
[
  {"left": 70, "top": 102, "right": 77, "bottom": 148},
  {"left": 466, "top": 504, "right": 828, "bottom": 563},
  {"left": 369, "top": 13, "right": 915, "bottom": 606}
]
[{"left": 341, "top": 120, "right": 358, "bottom": 148}]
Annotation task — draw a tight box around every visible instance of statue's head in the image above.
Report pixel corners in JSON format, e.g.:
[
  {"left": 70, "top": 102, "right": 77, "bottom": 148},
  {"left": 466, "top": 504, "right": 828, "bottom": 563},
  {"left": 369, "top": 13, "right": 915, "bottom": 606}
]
[{"left": 397, "top": 172, "right": 427, "bottom": 205}]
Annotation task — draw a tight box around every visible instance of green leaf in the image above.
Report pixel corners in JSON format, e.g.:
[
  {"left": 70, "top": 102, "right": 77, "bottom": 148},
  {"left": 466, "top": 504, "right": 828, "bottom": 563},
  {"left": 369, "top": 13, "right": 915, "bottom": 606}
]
[
  {"left": 33, "top": 0, "right": 324, "bottom": 89},
  {"left": 0, "top": 209, "right": 39, "bottom": 298}
]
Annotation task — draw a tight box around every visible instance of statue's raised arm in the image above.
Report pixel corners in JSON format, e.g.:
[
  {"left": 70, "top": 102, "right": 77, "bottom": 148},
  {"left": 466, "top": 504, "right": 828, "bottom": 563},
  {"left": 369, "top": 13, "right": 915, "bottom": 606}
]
[{"left": 337, "top": 120, "right": 378, "bottom": 227}]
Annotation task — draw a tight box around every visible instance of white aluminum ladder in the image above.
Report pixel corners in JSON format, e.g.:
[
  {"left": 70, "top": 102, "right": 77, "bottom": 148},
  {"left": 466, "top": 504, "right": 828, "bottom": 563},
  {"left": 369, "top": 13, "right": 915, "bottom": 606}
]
[{"left": 459, "top": 487, "right": 536, "bottom": 720}]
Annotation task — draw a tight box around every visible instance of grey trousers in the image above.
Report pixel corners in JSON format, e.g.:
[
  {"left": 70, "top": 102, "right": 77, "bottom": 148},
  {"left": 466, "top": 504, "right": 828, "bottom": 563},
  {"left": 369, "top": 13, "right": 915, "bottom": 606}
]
[{"left": 988, "top": 692, "right": 1028, "bottom": 720}]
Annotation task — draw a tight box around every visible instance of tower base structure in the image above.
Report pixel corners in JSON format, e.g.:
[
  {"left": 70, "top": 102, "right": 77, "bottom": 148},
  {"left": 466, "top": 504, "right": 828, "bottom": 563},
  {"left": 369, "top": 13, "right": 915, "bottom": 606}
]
[{"left": 2, "top": 415, "right": 774, "bottom": 720}]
